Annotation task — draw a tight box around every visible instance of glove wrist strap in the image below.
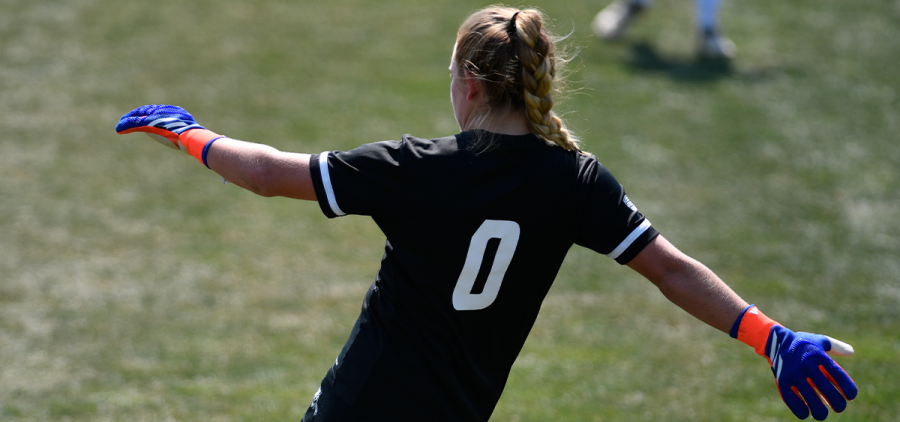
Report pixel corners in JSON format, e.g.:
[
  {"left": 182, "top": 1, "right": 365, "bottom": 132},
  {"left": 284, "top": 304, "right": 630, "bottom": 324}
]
[
  {"left": 179, "top": 129, "right": 224, "bottom": 168},
  {"left": 731, "top": 305, "right": 780, "bottom": 357}
]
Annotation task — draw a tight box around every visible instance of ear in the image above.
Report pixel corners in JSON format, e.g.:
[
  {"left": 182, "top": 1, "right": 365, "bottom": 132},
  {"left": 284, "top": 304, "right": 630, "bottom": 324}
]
[{"left": 464, "top": 71, "right": 481, "bottom": 101}]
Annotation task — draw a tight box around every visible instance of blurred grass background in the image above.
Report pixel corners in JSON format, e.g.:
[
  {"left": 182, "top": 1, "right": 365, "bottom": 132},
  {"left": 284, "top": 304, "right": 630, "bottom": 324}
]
[{"left": 1, "top": 0, "right": 898, "bottom": 420}]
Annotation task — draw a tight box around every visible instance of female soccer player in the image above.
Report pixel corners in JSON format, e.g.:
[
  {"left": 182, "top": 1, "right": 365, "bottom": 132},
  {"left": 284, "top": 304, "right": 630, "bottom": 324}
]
[{"left": 116, "top": 6, "right": 856, "bottom": 421}]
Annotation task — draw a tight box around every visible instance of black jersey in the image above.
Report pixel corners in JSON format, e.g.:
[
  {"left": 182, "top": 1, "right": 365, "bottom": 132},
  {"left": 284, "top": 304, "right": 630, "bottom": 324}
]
[{"left": 307, "top": 131, "right": 658, "bottom": 421}]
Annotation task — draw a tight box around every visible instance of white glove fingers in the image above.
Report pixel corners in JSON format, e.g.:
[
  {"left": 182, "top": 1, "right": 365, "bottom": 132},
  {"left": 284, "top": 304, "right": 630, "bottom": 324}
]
[{"left": 825, "top": 336, "right": 854, "bottom": 356}]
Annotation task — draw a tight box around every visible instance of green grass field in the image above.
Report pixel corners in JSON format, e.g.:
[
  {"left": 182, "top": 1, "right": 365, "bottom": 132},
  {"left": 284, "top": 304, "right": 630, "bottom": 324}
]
[{"left": 2, "top": 0, "right": 898, "bottom": 420}]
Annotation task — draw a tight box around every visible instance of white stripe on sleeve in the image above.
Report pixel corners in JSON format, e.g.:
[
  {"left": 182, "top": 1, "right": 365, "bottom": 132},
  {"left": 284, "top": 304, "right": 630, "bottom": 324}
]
[
  {"left": 318, "top": 152, "right": 347, "bottom": 217},
  {"left": 606, "top": 219, "right": 652, "bottom": 260}
]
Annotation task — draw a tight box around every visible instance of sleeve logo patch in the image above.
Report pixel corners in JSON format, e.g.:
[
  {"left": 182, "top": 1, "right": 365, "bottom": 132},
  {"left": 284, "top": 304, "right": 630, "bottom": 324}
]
[{"left": 623, "top": 195, "right": 638, "bottom": 212}]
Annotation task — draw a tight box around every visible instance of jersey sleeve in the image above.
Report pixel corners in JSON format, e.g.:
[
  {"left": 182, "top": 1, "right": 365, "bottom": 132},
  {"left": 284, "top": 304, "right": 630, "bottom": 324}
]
[
  {"left": 308, "top": 139, "right": 410, "bottom": 218},
  {"left": 574, "top": 159, "right": 659, "bottom": 265}
]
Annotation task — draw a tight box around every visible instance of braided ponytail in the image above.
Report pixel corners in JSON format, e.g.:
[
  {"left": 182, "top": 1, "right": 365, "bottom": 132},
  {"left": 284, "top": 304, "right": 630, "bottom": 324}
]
[
  {"left": 455, "top": 7, "right": 581, "bottom": 152},
  {"left": 511, "top": 11, "right": 580, "bottom": 152}
]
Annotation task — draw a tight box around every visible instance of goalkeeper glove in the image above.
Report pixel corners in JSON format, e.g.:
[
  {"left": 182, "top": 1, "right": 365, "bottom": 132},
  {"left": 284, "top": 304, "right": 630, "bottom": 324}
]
[
  {"left": 115, "top": 104, "right": 224, "bottom": 168},
  {"left": 731, "top": 305, "right": 858, "bottom": 420}
]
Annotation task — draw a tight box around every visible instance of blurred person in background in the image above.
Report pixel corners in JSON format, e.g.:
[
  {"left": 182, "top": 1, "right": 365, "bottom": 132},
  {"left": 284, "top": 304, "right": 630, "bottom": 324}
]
[{"left": 593, "top": 0, "right": 737, "bottom": 59}]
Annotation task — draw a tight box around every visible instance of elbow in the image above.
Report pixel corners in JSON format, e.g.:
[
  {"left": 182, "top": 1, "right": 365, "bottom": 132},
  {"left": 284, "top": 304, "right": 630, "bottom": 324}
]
[
  {"left": 648, "top": 257, "right": 698, "bottom": 298},
  {"left": 654, "top": 276, "right": 678, "bottom": 300},
  {"left": 252, "top": 186, "right": 279, "bottom": 198},
  {"left": 242, "top": 157, "right": 281, "bottom": 198},
  {"left": 246, "top": 170, "right": 278, "bottom": 197}
]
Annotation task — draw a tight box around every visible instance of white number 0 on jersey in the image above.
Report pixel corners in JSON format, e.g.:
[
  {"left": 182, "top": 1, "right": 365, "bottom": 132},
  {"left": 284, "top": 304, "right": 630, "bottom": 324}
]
[{"left": 452, "top": 220, "right": 521, "bottom": 311}]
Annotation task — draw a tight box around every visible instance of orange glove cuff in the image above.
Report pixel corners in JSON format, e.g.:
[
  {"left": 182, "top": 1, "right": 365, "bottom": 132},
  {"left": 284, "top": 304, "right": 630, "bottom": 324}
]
[
  {"left": 735, "top": 305, "right": 780, "bottom": 357},
  {"left": 179, "top": 129, "right": 223, "bottom": 166}
]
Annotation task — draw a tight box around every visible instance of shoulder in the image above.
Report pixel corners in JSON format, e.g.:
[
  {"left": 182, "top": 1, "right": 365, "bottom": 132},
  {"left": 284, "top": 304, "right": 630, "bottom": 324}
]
[
  {"left": 400, "top": 133, "right": 466, "bottom": 157},
  {"left": 318, "top": 134, "right": 471, "bottom": 184},
  {"left": 572, "top": 151, "right": 616, "bottom": 182},
  {"left": 338, "top": 133, "right": 464, "bottom": 159}
]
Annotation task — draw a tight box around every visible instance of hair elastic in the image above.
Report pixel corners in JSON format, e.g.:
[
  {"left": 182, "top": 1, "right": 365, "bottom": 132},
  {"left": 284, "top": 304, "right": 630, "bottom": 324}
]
[{"left": 507, "top": 11, "right": 520, "bottom": 38}]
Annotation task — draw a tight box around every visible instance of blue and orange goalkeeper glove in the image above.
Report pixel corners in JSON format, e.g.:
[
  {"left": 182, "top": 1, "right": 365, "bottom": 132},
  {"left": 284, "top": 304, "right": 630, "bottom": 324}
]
[
  {"left": 732, "top": 305, "right": 858, "bottom": 420},
  {"left": 115, "top": 104, "right": 224, "bottom": 168}
]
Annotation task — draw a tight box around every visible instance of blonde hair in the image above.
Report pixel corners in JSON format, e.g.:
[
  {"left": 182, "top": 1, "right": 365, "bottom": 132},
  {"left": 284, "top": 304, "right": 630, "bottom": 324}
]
[{"left": 455, "top": 6, "right": 581, "bottom": 151}]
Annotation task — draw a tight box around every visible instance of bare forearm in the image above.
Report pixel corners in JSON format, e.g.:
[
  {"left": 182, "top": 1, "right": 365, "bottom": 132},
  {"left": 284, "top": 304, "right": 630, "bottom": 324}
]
[
  {"left": 205, "top": 138, "right": 316, "bottom": 200},
  {"left": 628, "top": 236, "right": 747, "bottom": 333},
  {"left": 654, "top": 255, "right": 747, "bottom": 333}
]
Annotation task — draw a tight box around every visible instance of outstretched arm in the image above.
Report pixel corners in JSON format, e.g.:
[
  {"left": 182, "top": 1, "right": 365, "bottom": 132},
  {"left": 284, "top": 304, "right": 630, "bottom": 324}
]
[
  {"left": 115, "top": 104, "right": 316, "bottom": 201},
  {"left": 205, "top": 137, "right": 316, "bottom": 200},
  {"left": 626, "top": 235, "right": 857, "bottom": 421}
]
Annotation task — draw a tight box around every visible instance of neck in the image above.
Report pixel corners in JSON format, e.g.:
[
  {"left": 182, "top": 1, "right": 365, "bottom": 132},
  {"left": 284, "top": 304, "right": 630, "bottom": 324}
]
[{"left": 464, "top": 108, "right": 531, "bottom": 135}]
